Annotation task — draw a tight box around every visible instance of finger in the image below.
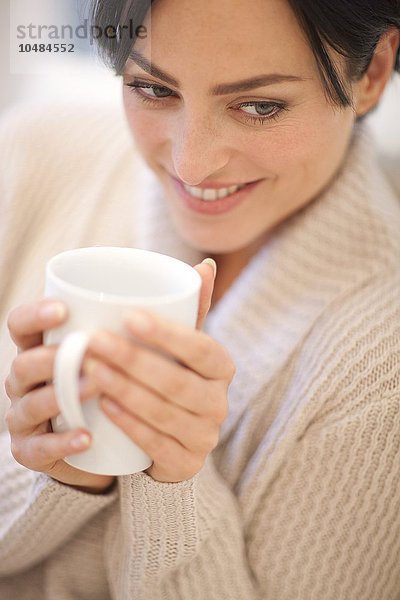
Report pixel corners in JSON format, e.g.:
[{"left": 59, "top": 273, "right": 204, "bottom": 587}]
[
  {"left": 6, "top": 386, "right": 58, "bottom": 434},
  {"left": 12, "top": 429, "right": 92, "bottom": 471},
  {"left": 6, "top": 345, "right": 58, "bottom": 400},
  {"left": 86, "top": 359, "right": 220, "bottom": 449},
  {"left": 6, "top": 378, "right": 98, "bottom": 434},
  {"left": 85, "top": 344, "right": 214, "bottom": 417},
  {"left": 7, "top": 299, "right": 68, "bottom": 351},
  {"left": 122, "top": 310, "right": 234, "bottom": 379},
  {"left": 85, "top": 342, "right": 228, "bottom": 421},
  {"left": 100, "top": 397, "right": 202, "bottom": 482},
  {"left": 193, "top": 258, "right": 217, "bottom": 329}
]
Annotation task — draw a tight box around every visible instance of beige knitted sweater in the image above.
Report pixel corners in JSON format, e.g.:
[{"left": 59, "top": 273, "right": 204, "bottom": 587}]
[{"left": 0, "top": 100, "right": 399, "bottom": 600}]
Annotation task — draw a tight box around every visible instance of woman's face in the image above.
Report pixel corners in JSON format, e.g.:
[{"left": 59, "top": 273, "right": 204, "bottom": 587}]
[{"left": 122, "top": 0, "right": 357, "bottom": 255}]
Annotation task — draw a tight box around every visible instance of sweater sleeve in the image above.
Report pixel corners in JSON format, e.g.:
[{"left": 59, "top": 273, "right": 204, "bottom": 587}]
[
  {"left": 104, "top": 275, "right": 400, "bottom": 600},
  {"left": 105, "top": 456, "right": 257, "bottom": 599},
  {"left": 0, "top": 431, "right": 118, "bottom": 576},
  {"left": 106, "top": 397, "right": 400, "bottom": 600}
]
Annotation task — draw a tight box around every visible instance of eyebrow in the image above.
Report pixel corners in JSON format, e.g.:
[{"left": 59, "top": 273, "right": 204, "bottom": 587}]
[{"left": 128, "top": 50, "right": 307, "bottom": 95}]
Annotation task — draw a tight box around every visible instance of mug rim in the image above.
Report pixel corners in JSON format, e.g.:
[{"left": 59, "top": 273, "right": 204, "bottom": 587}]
[{"left": 46, "top": 246, "right": 202, "bottom": 305}]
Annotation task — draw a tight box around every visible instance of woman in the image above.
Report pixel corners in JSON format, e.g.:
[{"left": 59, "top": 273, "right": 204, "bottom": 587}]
[{"left": 1, "top": 0, "right": 400, "bottom": 598}]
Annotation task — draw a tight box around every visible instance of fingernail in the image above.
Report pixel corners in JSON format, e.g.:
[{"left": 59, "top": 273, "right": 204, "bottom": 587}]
[
  {"left": 127, "top": 310, "right": 153, "bottom": 333},
  {"left": 70, "top": 433, "right": 91, "bottom": 449},
  {"left": 39, "top": 302, "right": 67, "bottom": 321},
  {"left": 202, "top": 258, "right": 217, "bottom": 278}
]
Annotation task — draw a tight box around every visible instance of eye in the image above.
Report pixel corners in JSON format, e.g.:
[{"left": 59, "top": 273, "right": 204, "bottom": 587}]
[
  {"left": 125, "top": 81, "right": 175, "bottom": 104},
  {"left": 234, "top": 101, "right": 288, "bottom": 125},
  {"left": 125, "top": 80, "right": 289, "bottom": 126}
]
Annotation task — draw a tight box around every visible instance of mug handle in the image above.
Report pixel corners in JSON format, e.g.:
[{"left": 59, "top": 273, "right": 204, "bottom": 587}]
[{"left": 54, "top": 331, "right": 91, "bottom": 430}]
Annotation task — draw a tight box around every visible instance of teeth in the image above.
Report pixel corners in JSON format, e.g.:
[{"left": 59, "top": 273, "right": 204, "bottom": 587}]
[{"left": 183, "top": 183, "right": 245, "bottom": 201}]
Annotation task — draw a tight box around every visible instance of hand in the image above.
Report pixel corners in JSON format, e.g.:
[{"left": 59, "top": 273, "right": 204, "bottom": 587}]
[
  {"left": 5, "top": 299, "right": 115, "bottom": 494},
  {"left": 85, "top": 259, "right": 235, "bottom": 483}
]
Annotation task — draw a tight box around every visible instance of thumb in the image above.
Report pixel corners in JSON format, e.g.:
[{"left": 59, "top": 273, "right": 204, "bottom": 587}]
[{"left": 193, "top": 258, "right": 217, "bottom": 329}]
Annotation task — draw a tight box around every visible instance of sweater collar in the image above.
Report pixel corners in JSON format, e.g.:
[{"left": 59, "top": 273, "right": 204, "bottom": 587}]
[{"left": 135, "top": 123, "right": 400, "bottom": 443}]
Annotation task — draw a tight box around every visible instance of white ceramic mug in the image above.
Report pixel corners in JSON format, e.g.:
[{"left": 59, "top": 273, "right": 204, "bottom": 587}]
[{"left": 43, "top": 246, "right": 202, "bottom": 476}]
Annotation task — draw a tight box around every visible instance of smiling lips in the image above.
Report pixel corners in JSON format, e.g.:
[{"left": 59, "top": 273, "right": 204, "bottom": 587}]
[
  {"left": 170, "top": 175, "right": 261, "bottom": 202},
  {"left": 183, "top": 182, "right": 247, "bottom": 201},
  {"left": 170, "top": 175, "right": 264, "bottom": 215}
]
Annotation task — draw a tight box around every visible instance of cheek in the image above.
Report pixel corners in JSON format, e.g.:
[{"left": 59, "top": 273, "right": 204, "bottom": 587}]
[
  {"left": 123, "top": 96, "right": 166, "bottom": 155},
  {"left": 227, "top": 126, "right": 316, "bottom": 186},
  {"left": 243, "top": 108, "right": 354, "bottom": 183}
]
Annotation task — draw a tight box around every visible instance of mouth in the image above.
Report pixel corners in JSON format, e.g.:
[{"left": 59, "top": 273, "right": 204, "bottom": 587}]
[
  {"left": 169, "top": 175, "right": 264, "bottom": 216},
  {"left": 170, "top": 175, "right": 263, "bottom": 201}
]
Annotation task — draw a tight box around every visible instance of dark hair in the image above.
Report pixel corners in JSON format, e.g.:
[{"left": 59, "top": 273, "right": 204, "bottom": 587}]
[{"left": 90, "top": 0, "right": 400, "bottom": 108}]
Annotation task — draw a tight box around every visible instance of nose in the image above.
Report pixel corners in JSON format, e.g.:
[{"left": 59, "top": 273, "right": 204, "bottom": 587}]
[{"left": 170, "top": 111, "right": 231, "bottom": 186}]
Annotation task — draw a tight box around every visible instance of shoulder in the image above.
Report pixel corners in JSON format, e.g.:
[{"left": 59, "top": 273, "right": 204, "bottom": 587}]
[
  {"left": 0, "top": 96, "right": 132, "bottom": 161},
  {"left": 0, "top": 99, "right": 144, "bottom": 301},
  {"left": 0, "top": 98, "right": 136, "bottom": 188},
  {"left": 0, "top": 98, "right": 141, "bottom": 237},
  {"left": 0, "top": 97, "right": 132, "bottom": 145}
]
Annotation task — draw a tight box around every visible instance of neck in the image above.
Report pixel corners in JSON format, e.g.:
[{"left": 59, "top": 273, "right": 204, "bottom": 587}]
[{"left": 208, "top": 235, "right": 268, "bottom": 308}]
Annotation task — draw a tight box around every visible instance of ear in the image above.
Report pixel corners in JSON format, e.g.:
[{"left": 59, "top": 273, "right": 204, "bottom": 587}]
[{"left": 354, "top": 27, "right": 400, "bottom": 118}]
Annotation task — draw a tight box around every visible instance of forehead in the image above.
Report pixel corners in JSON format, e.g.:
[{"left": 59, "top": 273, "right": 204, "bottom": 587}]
[{"left": 135, "top": 0, "right": 316, "bottom": 78}]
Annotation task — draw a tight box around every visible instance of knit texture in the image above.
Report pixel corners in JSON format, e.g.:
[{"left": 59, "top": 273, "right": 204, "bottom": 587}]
[{"left": 0, "top": 100, "right": 399, "bottom": 599}]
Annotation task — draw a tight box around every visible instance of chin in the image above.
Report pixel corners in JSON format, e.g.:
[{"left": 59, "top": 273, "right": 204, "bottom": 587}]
[
  {"left": 174, "top": 226, "right": 259, "bottom": 255},
  {"left": 173, "top": 229, "right": 230, "bottom": 254}
]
